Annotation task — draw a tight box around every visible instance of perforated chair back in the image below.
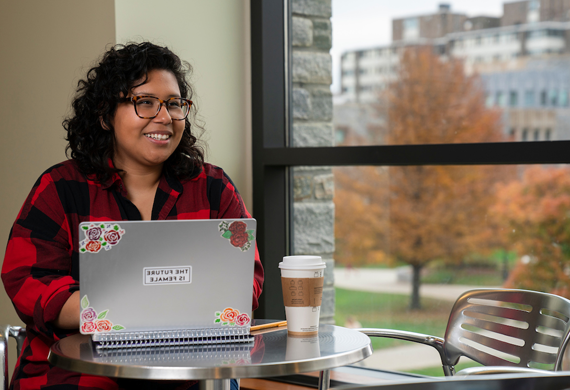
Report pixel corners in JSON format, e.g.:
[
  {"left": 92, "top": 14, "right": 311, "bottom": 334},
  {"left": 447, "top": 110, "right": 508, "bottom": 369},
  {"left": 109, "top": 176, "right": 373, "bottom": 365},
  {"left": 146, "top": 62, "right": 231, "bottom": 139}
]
[
  {"left": 1, "top": 325, "right": 26, "bottom": 390},
  {"left": 444, "top": 289, "right": 570, "bottom": 371}
]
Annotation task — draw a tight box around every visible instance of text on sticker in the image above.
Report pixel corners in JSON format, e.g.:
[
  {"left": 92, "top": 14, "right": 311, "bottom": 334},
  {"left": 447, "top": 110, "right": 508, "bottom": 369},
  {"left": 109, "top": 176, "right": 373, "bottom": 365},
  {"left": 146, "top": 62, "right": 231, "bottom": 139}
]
[{"left": 143, "top": 266, "right": 192, "bottom": 285}]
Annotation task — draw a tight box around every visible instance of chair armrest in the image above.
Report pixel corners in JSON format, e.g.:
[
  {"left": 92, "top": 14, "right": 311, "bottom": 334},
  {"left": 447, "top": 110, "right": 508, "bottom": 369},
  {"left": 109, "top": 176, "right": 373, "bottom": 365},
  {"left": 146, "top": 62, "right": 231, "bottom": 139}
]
[
  {"left": 455, "top": 366, "right": 557, "bottom": 377},
  {"left": 355, "top": 328, "right": 457, "bottom": 375}
]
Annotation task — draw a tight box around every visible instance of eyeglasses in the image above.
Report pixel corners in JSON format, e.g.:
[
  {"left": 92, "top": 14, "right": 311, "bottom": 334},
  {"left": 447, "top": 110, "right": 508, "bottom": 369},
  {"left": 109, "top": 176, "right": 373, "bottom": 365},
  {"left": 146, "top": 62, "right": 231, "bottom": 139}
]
[{"left": 121, "top": 96, "right": 192, "bottom": 120}]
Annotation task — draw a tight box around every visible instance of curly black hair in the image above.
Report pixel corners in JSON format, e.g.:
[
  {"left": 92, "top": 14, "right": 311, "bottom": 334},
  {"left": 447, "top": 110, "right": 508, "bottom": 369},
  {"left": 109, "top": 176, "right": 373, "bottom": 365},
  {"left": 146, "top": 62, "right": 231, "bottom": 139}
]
[{"left": 63, "top": 42, "right": 204, "bottom": 183}]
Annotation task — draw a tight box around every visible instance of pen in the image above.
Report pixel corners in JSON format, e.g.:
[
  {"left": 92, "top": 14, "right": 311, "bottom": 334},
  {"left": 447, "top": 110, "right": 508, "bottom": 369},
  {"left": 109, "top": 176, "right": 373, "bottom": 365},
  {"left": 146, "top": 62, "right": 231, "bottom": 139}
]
[{"left": 250, "top": 321, "right": 287, "bottom": 331}]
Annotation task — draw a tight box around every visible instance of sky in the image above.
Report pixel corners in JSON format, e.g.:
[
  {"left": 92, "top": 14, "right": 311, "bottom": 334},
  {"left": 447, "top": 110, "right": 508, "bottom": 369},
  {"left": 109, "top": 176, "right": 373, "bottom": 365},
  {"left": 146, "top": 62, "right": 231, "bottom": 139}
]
[{"left": 330, "top": 0, "right": 506, "bottom": 92}]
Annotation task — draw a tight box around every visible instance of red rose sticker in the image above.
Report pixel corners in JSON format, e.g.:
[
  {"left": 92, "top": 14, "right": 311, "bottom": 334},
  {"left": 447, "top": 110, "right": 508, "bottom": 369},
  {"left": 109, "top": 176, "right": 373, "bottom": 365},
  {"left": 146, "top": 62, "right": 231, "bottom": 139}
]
[
  {"left": 103, "top": 230, "right": 121, "bottom": 245},
  {"left": 219, "top": 221, "right": 253, "bottom": 252},
  {"left": 81, "top": 321, "right": 96, "bottom": 333},
  {"left": 229, "top": 221, "right": 247, "bottom": 233},
  {"left": 220, "top": 308, "right": 238, "bottom": 323},
  {"left": 230, "top": 232, "right": 249, "bottom": 248},
  {"left": 235, "top": 313, "right": 250, "bottom": 326},
  {"left": 96, "top": 320, "right": 112, "bottom": 332},
  {"left": 85, "top": 240, "right": 101, "bottom": 253}
]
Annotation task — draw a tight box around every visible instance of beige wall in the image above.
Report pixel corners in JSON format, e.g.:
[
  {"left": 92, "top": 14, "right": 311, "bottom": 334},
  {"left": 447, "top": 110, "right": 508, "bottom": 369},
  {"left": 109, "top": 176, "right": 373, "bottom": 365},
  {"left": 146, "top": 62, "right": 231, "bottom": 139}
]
[
  {"left": 0, "top": 0, "right": 251, "bottom": 379},
  {"left": 0, "top": 0, "right": 116, "bottom": 376},
  {"left": 115, "top": 0, "right": 253, "bottom": 208}
]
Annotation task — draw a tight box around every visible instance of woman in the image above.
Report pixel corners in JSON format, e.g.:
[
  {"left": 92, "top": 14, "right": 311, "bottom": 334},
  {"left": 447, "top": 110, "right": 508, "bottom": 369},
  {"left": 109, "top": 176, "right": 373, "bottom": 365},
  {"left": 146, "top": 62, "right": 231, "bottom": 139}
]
[{"left": 2, "top": 42, "right": 263, "bottom": 390}]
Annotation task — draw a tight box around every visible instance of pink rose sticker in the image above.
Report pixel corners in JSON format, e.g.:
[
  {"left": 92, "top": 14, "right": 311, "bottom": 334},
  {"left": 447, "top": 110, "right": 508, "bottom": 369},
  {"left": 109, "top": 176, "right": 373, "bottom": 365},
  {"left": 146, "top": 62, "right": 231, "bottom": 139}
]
[
  {"left": 235, "top": 313, "right": 250, "bottom": 326},
  {"left": 86, "top": 227, "right": 102, "bottom": 240},
  {"left": 81, "top": 308, "right": 97, "bottom": 322},
  {"left": 81, "top": 322, "right": 96, "bottom": 333}
]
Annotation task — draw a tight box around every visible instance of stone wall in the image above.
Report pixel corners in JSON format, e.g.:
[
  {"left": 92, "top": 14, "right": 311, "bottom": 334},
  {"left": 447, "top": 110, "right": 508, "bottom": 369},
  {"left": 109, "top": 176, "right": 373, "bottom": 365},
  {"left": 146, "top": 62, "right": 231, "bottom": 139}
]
[{"left": 290, "top": 0, "right": 335, "bottom": 324}]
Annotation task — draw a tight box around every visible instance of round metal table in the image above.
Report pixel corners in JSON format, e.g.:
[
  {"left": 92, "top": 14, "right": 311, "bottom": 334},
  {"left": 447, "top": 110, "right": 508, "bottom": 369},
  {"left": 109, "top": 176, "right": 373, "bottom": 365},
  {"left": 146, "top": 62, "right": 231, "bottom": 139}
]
[{"left": 48, "top": 324, "right": 372, "bottom": 390}]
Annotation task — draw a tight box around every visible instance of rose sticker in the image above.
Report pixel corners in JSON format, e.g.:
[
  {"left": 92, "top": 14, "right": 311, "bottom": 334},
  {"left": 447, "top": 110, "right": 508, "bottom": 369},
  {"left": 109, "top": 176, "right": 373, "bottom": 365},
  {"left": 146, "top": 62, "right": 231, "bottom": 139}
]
[
  {"left": 79, "top": 295, "right": 125, "bottom": 335},
  {"left": 218, "top": 221, "right": 255, "bottom": 252},
  {"left": 214, "top": 307, "right": 250, "bottom": 327},
  {"left": 80, "top": 223, "right": 125, "bottom": 254}
]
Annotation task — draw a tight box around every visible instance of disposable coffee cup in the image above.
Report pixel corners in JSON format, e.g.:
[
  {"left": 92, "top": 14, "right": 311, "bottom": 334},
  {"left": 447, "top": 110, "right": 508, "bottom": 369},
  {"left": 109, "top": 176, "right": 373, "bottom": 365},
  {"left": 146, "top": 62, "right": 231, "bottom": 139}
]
[{"left": 279, "top": 255, "right": 326, "bottom": 336}]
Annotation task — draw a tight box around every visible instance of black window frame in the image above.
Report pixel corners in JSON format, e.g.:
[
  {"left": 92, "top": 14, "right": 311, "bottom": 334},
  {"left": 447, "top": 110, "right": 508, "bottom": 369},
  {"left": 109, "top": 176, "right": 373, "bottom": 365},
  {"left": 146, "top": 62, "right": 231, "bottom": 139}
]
[{"left": 250, "top": 0, "right": 570, "bottom": 319}]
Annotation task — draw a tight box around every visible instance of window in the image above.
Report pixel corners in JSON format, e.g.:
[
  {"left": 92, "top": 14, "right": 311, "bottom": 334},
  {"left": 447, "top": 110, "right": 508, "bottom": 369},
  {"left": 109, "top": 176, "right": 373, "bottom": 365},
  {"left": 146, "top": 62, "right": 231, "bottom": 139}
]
[
  {"left": 534, "top": 129, "right": 540, "bottom": 141},
  {"left": 496, "top": 91, "right": 506, "bottom": 107},
  {"left": 252, "top": 1, "right": 570, "bottom": 377},
  {"left": 541, "top": 90, "right": 548, "bottom": 106},
  {"left": 550, "top": 89, "right": 559, "bottom": 106},
  {"left": 545, "top": 128, "right": 552, "bottom": 140},
  {"left": 509, "top": 91, "right": 518, "bottom": 107},
  {"left": 403, "top": 17, "right": 419, "bottom": 40},
  {"left": 560, "top": 90, "right": 569, "bottom": 107},
  {"left": 522, "top": 128, "right": 529, "bottom": 141},
  {"left": 524, "top": 90, "right": 535, "bottom": 107}
]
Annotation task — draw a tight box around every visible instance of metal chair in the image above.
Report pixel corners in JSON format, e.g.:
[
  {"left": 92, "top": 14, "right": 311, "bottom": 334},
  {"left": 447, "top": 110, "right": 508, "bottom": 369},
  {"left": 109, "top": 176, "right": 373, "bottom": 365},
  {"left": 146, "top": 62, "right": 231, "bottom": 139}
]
[
  {"left": 1, "top": 325, "right": 26, "bottom": 390},
  {"left": 357, "top": 288, "right": 570, "bottom": 376}
]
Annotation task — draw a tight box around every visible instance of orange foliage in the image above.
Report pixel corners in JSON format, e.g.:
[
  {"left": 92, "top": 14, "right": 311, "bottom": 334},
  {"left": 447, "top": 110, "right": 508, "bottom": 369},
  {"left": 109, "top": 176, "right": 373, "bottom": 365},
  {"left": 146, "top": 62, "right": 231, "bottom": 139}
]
[
  {"left": 334, "top": 48, "right": 508, "bottom": 308},
  {"left": 492, "top": 166, "right": 570, "bottom": 297},
  {"left": 387, "top": 48, "right": 506, "bottom": 268}
]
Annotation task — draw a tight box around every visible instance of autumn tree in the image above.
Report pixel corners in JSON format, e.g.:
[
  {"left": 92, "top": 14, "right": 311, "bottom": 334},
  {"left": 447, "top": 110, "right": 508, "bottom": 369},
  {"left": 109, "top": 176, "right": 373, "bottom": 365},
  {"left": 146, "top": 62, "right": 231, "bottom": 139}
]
[
  {"left": 386, "top": 48, "right": 508, "bottom": 309},
  {"left": 492, "top": 166, "right": 570, "bottom": 297},
  {"left": 334, "top": 47, "right": 509, "bottom": 309}
]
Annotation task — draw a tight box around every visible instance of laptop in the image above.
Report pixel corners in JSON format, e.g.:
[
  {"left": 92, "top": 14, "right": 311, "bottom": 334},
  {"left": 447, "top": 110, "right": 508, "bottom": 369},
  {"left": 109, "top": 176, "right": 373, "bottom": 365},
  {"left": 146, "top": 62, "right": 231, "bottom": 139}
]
[{"left": 78, "top": 218, "right": 256, "bottom": 349}]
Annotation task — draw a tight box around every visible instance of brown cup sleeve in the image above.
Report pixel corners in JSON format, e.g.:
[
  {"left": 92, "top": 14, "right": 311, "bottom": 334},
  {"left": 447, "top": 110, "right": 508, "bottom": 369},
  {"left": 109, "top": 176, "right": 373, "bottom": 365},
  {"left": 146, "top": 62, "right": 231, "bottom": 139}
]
[{"left": 281, "top": 277, "right": 324, "bottom": 307}]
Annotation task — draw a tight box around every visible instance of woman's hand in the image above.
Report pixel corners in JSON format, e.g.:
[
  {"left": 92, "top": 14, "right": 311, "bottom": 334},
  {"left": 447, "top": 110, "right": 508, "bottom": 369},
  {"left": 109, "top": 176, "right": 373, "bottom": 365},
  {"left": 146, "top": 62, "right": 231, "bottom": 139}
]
[{"left": 53, "top": 291, "right": 80, "bottom": 329}]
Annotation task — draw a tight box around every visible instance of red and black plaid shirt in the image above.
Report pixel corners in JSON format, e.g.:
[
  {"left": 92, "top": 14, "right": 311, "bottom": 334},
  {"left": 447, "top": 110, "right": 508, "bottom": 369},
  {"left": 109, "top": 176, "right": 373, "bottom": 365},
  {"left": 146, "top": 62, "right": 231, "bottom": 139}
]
[{"left": 2, "top": 159, "right": 264, "bottom": 390}]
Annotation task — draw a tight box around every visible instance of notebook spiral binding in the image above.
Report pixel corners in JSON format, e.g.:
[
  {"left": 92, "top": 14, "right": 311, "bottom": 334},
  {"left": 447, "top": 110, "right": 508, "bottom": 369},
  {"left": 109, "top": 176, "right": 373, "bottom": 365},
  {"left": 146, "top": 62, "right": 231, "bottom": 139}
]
[
  {"left": 93, "top": 327, "right": 253, "bottom": 350},
  {"left": 94, "top": 344, "right": 253, "bottom": 364}
]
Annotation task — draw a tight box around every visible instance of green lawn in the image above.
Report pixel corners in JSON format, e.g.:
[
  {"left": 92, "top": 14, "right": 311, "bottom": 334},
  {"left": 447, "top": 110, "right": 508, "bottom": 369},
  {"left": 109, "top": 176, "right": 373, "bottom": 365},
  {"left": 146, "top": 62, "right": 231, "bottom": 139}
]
[{"left": 335, "top": 288, "right": 453, "bottom": 350}]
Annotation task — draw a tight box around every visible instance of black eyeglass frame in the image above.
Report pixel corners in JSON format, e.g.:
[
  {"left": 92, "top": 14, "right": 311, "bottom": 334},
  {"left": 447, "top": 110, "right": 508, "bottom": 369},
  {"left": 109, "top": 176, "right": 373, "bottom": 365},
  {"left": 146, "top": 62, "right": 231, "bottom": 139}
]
[{"left": 120, "top": 96, "right": 193, "bottom": 120}]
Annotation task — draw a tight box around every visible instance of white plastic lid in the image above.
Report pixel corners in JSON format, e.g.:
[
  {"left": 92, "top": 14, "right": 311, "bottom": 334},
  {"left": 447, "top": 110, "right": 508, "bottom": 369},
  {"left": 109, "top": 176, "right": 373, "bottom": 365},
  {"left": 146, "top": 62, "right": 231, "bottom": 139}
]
[{"left": 279, "top": 255, "right": 326, "bottom": 270}]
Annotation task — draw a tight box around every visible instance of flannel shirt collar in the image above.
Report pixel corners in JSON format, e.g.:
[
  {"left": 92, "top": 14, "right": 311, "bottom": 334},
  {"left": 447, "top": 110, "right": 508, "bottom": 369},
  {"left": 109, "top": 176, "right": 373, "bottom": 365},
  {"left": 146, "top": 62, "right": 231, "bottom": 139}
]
[{"left": 100, "top": 159, "right": 184, "bottom": 197}]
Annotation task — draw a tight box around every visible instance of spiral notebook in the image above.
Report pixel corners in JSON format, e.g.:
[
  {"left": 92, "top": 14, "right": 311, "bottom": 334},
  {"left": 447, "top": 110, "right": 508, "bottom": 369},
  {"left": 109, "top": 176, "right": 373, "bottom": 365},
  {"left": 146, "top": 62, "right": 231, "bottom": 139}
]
[{"left": 78, "top": 218, "right": 256, "bottom": 349}]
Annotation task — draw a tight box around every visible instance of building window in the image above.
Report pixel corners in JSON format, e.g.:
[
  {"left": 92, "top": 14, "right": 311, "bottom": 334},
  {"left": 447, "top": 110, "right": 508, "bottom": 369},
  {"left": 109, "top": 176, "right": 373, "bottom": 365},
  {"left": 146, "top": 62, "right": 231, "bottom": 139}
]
[
  {"left": 524, "top": 90, "right": 535, "bottom": 107},
  {"left": 522, "top": 128, "right": 529, "bottom": 141},
  {"left": 528, "top": 0, "right": 540, "bottom": 23},
  {"left": 403, "top": 17, "right": 419, "bottom": 40},
  {"left": 560, "top": 90, "right": 569, "bottom": 107},
  {"left": 496, "top": 91, "right": 507, "bottom": 107},
  {"left": 509, "top": 91, "right": 518, "bottom": 107},
  {"left": 534, "top": 129, "right": 540, "bottom": 141},
  {"left": 545, "top": 128, "right": 552, "bottom": 140},
  {"left": 550, "top": 89, "right": 558, "bottom": 106},
  {"left": 541, "top": 90, "right": 548, "bottom": 106}
]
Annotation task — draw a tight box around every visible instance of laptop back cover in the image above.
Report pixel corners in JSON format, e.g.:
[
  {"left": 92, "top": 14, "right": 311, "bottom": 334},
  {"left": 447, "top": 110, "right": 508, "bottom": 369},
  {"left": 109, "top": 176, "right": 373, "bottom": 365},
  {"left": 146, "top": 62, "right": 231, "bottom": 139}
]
[{"left": 78, "top": 219, "right": 256, "bottom": 346}]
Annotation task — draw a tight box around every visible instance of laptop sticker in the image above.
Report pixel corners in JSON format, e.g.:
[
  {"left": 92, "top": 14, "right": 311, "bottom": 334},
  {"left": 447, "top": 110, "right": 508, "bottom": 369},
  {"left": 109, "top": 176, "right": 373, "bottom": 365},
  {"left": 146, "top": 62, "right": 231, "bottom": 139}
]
[
  {"left": 80, "top": 223, "right": 126, "bottom": 253},
  {"left": 214, "top": 307, "right": 251, "bottom": 327},
  {"left": 80, "top": 295, "right": 125, "bottom": 334},
  {"left": 218, "top": 221, "right": 255, "bottom": 252}
]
